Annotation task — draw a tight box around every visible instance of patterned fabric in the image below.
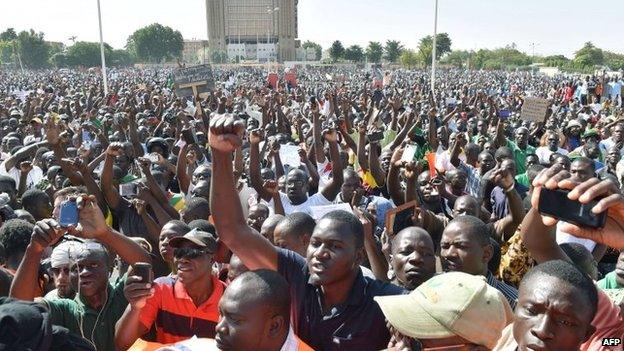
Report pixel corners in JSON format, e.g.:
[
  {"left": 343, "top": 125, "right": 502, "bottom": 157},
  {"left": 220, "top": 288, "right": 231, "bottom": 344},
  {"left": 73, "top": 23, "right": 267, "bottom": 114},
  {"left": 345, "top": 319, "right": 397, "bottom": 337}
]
[
  {"left": 486, "top": 271, "right": 519, "bottom": 310},
  {"left": 497, "top": 229, "right": 536, "bottom": 288}
]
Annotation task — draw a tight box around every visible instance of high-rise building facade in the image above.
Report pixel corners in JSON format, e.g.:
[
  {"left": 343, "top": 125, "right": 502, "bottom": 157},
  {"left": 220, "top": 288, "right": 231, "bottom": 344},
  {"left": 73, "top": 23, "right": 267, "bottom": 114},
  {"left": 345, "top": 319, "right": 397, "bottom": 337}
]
[{"left": 206, "top": 0, "right": 298, "bottom": 62}]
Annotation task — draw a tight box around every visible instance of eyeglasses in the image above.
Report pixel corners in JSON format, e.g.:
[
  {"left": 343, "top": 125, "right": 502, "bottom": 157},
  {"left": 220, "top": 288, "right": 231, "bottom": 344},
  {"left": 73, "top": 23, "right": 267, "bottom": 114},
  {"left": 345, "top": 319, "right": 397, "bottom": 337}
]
[{"left": 173, "top": 247, "right": 211, "bottom": 260}]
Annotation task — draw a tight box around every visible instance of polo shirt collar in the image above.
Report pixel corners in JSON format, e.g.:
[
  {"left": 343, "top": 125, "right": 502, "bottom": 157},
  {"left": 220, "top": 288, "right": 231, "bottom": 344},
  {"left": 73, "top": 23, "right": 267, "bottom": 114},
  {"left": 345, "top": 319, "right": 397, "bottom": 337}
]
[{"left": 173, "top": 274, "right": 224, "bottom": 307}]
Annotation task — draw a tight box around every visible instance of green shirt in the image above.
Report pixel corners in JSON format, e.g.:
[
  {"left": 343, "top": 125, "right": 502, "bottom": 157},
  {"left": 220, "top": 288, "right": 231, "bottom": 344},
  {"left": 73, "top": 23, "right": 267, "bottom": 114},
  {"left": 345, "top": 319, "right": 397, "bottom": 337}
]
[
  {"left": 506, "top": 139, "right": 536, "bottom": 175},
  {"left": 44, "top": 277, "right": 128, "bottom": 351},
  {"left": 515, "top": 173, "right": 530, "bottom": 187},
  {"left": 598, "top": 271, "right": 624, "bottom": 290}
]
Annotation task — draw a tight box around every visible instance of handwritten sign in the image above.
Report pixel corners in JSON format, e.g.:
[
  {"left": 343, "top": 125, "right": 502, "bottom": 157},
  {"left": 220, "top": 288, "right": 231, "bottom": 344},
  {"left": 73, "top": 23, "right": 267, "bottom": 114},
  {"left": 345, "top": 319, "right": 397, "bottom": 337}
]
[
  {"left": 174, "top": 64, "right": 215, "bottom": 97},
  {"left": 310, "top": 203, "right": 353, "bottom": 220},
  {"left": 521, "top": 97, "right": 549, "bottom": 122}
]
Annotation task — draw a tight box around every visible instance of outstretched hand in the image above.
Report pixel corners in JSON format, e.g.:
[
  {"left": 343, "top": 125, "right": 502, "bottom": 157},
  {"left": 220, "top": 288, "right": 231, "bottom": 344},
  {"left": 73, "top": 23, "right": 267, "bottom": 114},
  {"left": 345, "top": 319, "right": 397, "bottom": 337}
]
[{"left": 531, "top": 165, "right": 624, "bottom": 250}]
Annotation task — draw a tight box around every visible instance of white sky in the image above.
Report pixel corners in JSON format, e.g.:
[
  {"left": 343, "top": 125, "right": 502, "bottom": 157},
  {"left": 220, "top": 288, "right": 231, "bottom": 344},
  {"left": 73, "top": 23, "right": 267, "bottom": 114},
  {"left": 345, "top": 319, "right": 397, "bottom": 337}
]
[{"left": 1, "top": 0, "right": 622, "bottom": 58}]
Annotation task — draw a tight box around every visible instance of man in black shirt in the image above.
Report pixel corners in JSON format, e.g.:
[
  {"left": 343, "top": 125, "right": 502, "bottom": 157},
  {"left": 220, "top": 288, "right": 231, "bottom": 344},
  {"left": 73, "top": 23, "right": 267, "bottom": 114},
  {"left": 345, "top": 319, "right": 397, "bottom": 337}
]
[{"left": 208, "top": 114, "right": 404, "bottom": 351}]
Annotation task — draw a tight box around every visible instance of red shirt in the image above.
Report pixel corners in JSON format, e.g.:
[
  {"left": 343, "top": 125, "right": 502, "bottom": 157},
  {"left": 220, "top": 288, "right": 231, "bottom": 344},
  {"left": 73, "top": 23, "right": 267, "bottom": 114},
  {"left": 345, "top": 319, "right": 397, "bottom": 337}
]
[{"left": 139, "top": 275, "right": 225, "bottom": 344}]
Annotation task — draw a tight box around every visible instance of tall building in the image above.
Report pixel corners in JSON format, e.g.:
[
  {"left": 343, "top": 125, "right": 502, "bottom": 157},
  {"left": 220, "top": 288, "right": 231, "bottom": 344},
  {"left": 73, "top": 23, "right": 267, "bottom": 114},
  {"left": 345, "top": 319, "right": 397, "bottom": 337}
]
[{"left": 206, "top": 0, "right": 298, "bottom": 62}]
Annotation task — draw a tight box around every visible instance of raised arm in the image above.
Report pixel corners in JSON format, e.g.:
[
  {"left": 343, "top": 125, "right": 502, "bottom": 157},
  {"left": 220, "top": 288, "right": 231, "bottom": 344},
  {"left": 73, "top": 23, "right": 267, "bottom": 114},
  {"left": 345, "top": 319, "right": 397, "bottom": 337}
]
[
  {"left": 427, "top": 108, "right": 438, "bottom": 151},
  {"left": 176, "top": 144, "right": 191, "bottom": 194},
  {"left": 311, "top": 104, "right": 326, "bottom": 164},
  {"left": 209, "top": 115, "right": 278, "bottom": 270},
  {"left": 387, "top": 147, "right": 406, "bottom": 206},
  {"left": 320, "top": 129, "right": 344, "bottom": 201},
  {"left": 491, "top": 169, "right": 526, "bottom": 242},
  {"left": 100, "top": 143, "right": 124, "bottom": 209},
  {"left": 249, "top": 130, "right": 273, "bottom": 202}
]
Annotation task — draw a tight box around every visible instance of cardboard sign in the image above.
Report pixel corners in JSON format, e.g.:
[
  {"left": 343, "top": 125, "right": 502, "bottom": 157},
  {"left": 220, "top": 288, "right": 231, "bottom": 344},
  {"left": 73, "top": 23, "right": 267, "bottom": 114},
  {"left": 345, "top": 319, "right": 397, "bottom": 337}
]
[
  {"left": 521, "top": 97, "right": 549, "bottom": 122},
  {"left": 310, "top": 203, "right": 353, "bottom": 220},
  {"left": 174, "top": 64, "right": 215, "bottom": 97}
]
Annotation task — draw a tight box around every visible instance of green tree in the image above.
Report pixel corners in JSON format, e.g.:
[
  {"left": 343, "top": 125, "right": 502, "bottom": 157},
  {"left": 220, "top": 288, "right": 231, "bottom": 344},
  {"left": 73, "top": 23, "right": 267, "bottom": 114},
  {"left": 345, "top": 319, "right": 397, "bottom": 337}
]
[
  {"left": 344, "top": 45, "right": 364, "bottom": 63},
  {"left": 604, "top": 51, "right": 624, "bottom": 70},
  {"left": 573, "top": 42, "right": 604, "bottom": 68},
  {"left": 302, "top": 40, "right": 322, "bottom": 60},
  {"left": 400, "top": 50, "right": 419, "bottom": 69},
  {"left": 0, "top": 41, "right": 15, "bottom": 64},
  {"left": 542, "top": 55, "right": 570, "bottom": 68},
  {"left": 418, "top": 33, "right": 452, "bottom": 65},
  {"left": 126, "top": 23, "right": 183, "bottom": 63},
  {"left": 384, "top": 40, "right": 404, "bottom": 63},
  {"left": 109, "top": 49, "right": 135, "bottom": 67},
  {"left": 329, "top": 40, "right": 345, "bottom": 63},
  {"left": 441, "top": 50, "right": 471, "bottom": 68},
  {"left": 366, "top": 41, "right": 383, "bottom": 63},
  {"left": 16, "top": 30, "right": 50, "bottom": 68},
  {"left": 66, "top": 41, "right": 112, "bottom": 67},
  {"left": 0, "top": 28, "right": 17, "bottom": 41}
]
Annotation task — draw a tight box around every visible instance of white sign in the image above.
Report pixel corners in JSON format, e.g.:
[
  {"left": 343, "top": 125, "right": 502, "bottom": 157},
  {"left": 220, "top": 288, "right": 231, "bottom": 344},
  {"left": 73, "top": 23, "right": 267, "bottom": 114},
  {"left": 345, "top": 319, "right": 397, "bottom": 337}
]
[
  {"left": 521, "top": 97, "right": 549, "bottom": 122},
  {"left": 279, "top": 145, "right": 301, "bottom": 169},
  {"left": 310, "top": 203, "right": 353, "bottom": 220}
]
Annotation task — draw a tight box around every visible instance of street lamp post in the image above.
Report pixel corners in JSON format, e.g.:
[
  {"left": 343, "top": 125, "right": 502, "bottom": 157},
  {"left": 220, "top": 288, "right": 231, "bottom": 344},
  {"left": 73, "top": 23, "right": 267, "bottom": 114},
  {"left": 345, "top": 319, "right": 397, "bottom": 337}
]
[
  {"left": 431, "top": 0, "right": 439, "bottom": 94},
  {"left": 96, "top": 0, "right": 108, "bottom": 95},
  {"left": 266, "top": 7, "right": 279, "bottom": 70}
]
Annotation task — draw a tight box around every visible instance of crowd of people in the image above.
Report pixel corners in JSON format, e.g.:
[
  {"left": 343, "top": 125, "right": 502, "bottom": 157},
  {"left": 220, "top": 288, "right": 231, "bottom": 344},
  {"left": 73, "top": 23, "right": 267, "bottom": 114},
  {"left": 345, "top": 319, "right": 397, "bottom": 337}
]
[{"left": 0, "top": 64, "right": 623, "bottom": 351}]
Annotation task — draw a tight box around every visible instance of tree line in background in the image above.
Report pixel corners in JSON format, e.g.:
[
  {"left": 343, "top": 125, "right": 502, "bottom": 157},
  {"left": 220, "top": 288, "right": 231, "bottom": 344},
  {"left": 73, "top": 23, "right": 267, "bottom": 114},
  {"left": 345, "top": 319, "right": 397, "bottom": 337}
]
[
  {"left": 0, "top": 23, "right": 622, "bottom": 72},
  {"left": 310, "top": 34, "right": 623, "bottom": 72},
  {"left": 0, "top": 23, "right": 184, "bottom": 69}
]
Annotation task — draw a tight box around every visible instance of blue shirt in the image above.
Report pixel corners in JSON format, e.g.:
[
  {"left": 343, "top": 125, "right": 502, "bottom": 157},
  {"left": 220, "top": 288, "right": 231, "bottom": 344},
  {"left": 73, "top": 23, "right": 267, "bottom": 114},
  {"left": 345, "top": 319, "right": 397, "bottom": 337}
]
[{"left": 278, "top": 249, "right": 405, "bottom": 351}]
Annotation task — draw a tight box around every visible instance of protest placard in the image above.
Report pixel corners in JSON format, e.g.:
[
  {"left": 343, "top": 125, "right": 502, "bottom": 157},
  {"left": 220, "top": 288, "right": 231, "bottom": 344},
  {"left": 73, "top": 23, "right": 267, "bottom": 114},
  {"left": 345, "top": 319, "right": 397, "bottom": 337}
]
[
  {"left": 521, "top": 97, "right": 549, "bottom": 122},
  {"left": 310, "top": 203, "right": 353, "bottom": 221},
  {"left": 174, "top": 64, "right": 215, "bottom": 97},
  {"left": 279, "top": 145, "right": 301, "bottom": 169}
]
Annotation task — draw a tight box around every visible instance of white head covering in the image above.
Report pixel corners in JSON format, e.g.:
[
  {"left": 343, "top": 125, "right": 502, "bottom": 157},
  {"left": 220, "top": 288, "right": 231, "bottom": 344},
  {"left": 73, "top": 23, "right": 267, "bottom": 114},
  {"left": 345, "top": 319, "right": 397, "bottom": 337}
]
[{"left": 49, "top": 240, "right": 82, "bottom": 268}]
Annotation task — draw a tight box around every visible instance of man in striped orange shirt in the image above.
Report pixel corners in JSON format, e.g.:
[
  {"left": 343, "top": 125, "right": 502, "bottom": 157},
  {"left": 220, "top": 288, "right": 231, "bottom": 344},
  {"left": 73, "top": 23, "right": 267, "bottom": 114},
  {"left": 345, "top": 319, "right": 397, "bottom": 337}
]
[{"left": 115, "top": 230, "right": 224, "bottom": 350}]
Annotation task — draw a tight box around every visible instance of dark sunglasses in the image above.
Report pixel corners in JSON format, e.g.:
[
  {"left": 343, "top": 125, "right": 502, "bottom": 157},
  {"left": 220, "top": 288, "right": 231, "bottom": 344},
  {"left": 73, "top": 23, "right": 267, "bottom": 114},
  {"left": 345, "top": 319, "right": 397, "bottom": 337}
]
[{"left": 173, "top": 247, "right": 211, "bottom": 260}]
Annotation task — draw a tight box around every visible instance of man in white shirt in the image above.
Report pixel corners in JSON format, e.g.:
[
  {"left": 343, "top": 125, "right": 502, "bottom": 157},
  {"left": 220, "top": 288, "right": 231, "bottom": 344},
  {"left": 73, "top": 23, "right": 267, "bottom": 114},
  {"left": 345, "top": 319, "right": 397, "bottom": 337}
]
[
  {"left": 251, "top": 130, "right": 343, "bottom": 216},
  {"left": 0, "top": 140, "right": 46, "bottom": 192},
  {"left": 535, "top": 131, "right": 568, "bottom": 165}
]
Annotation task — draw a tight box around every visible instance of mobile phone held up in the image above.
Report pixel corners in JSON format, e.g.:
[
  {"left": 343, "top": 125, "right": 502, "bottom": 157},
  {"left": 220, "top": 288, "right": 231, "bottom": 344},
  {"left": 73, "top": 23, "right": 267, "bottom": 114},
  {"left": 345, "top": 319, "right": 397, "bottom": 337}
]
[
  {"left": 58, "top": 201, "right": 79, "bottom": 228},
  {"left": 538, "top": 188, "right": 607, "bottom": 229},
  {"left": 499, "top": 109, "right": 511, "bottom": 120},
  {"left": 132, "top": 262, "right": 153, "bottom": 283}
]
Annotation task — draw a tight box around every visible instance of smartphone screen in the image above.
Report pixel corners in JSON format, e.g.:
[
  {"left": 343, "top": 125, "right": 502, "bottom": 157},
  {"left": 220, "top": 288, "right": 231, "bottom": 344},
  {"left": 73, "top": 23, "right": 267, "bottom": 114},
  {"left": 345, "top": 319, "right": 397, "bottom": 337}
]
[
  {"left": 58, "top": 201, "right": 78, "bottom": 227},
  {"left": 119, "top": 183, "right": 138, "bottom": 198},
  {"left": 538, "top": 188, "right": 607, "bottom": 228}
]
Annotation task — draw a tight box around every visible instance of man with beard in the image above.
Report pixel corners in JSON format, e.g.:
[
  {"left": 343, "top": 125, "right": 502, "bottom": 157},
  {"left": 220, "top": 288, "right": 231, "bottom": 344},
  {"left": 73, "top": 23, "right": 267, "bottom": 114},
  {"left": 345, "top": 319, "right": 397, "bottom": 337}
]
[
  {"left": 208, "top": 114, "right": 404, "bottom": 350},
  {"left": 389, "top": 227, "right": 436, "bottom": 290},
  {"left": 115, "top": 229, "right": 224, "bottom": 349},
  {"left": 215, "top": 269, "right": 313, "bottom": 351},
  {"left": 440, "top": 215, "right": 519, "bottom": 308},
  {"left": 10, "top": 195, "right": 151, "bottom": 351}
]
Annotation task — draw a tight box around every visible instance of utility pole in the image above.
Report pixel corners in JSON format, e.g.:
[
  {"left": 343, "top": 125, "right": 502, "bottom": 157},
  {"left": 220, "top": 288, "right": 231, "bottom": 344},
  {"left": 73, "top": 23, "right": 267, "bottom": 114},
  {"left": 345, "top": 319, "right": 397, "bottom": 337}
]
[
  {"left": 96, "top": 0, "right": 108, "bottom": 95},
  {"left": 430, "top": 0, "right": 439, "bottom": 93}
]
